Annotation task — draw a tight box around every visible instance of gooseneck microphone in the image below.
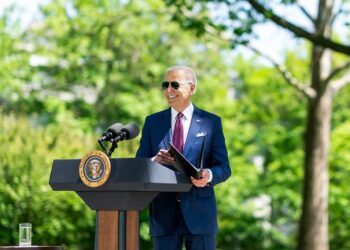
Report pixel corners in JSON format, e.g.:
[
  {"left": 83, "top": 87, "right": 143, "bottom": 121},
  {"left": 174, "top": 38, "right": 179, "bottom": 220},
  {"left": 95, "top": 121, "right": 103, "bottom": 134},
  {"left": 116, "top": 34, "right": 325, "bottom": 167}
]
[
  {"left": 98, "top": 122, "right": 140, "bottom": 157},
  {"left": 99, "top": 123, "right": 124, "bottom": 142},
  {"left": 112, "top": 123, "right": 140, "bottom": 142}
]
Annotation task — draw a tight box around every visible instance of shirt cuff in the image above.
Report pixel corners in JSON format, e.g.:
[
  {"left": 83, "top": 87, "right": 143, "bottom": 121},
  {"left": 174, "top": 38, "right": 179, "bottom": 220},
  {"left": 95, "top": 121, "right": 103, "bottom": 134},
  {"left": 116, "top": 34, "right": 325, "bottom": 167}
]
[{"left": 206, "top": 168, "right": 213, "bottom": 183}]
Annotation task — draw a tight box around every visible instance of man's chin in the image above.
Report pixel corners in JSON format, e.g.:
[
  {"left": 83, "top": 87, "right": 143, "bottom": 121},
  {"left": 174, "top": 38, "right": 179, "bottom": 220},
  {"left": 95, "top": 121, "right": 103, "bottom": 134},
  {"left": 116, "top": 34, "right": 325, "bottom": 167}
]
[{"left": 167, "top": 100, "right": 176, "bottom": 106}]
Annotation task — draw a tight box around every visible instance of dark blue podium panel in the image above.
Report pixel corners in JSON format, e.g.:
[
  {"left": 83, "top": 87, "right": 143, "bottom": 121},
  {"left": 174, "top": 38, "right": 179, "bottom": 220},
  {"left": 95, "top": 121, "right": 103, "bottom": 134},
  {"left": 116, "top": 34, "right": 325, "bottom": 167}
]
[{"left": 50, "top": 158, "right": 191, "bottom": 210}]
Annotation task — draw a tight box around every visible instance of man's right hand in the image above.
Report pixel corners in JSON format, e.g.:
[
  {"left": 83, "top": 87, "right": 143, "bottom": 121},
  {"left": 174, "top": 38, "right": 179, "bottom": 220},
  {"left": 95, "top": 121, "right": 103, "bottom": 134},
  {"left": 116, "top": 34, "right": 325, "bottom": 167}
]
[{"left": 154, "top": 149, "right": 175, "bottom": 165}]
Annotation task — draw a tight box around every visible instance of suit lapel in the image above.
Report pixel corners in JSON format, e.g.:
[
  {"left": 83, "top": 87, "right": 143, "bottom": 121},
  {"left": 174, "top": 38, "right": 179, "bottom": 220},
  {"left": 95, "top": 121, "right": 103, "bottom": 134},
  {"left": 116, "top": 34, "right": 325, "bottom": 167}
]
[
  {"left": 161, "top": 108, "right": 172, "bottom": 149},
  {"left": 183, "top": 106, "right": 203, "bottom": 158}
]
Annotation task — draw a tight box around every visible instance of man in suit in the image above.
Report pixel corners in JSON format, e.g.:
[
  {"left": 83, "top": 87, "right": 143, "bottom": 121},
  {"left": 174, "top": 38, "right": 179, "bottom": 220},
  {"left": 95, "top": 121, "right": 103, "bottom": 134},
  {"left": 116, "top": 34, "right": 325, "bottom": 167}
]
[{"left": 136, "top": 66, "right": 231, "bottom": 250}]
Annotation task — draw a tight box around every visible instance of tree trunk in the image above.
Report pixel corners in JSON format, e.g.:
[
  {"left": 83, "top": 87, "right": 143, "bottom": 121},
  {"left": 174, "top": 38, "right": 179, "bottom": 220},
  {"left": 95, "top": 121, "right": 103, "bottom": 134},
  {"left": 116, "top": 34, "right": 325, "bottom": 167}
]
[
  {"left": 297, "top": 84, "right": 332, "bottom": 250},
  {"left": 297, "top": 1, "right": 333, "bottom": 249}
]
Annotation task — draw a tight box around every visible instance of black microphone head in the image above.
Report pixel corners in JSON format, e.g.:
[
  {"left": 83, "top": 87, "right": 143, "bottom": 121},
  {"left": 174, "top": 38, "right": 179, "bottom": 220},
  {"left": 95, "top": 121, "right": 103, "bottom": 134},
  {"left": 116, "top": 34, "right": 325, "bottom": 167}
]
[
  {"left": 121, "top": 123, "right": 140, "bottom": 140},
  {"left": 107, "top": 123, "right": 124, "bottom": 134}
]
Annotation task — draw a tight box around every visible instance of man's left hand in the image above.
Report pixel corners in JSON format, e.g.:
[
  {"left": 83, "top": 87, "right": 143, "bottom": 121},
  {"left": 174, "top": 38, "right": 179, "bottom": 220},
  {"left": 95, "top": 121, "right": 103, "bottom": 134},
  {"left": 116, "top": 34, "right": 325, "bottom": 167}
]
[{"left": 191, "top": 169, "right": 210, "bottom": 188}]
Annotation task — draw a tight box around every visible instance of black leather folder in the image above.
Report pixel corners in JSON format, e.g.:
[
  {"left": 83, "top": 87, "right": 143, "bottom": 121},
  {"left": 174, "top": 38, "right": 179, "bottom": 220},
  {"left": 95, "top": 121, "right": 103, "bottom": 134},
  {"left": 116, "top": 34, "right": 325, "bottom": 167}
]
[{"left": 168, "top": 137, "right": 205, "bottom": 180}]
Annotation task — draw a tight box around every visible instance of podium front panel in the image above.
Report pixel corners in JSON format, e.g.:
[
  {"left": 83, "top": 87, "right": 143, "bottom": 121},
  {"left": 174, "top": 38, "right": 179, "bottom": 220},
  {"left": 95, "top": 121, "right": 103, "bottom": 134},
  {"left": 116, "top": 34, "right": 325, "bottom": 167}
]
[{"left": 50, "top": 157, "right": 192, "bottom": 210}]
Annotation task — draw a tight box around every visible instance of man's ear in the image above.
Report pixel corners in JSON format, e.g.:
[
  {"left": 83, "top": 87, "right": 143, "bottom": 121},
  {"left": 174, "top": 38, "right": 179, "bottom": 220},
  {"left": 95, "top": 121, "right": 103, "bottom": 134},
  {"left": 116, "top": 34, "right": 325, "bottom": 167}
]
[{"left": 191, "top": 84, "right": 196, "bottom": 95}]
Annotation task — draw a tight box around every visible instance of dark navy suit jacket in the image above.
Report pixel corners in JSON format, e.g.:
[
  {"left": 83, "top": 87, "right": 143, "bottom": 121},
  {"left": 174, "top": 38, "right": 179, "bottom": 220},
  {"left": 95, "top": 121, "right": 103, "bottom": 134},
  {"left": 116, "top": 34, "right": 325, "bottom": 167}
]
[{"left": 136, "top": 105, "right": 231, "bottom": 236}]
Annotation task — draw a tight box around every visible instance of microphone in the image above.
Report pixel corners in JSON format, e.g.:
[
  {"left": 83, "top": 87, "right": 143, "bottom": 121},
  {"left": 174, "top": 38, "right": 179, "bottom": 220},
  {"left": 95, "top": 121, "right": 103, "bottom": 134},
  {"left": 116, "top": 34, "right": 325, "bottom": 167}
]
[
  {"left": 112, "top": 123, "right": 140, "bottom": 142},
  {"left": 98, "top": 122, "right": 139, "bottom": 157},
  {"left": 99, "top": 123, "right": 124, "bottom": 142},
  {"left": 122, "top": 123, "right": 140, "bottom": 140}
]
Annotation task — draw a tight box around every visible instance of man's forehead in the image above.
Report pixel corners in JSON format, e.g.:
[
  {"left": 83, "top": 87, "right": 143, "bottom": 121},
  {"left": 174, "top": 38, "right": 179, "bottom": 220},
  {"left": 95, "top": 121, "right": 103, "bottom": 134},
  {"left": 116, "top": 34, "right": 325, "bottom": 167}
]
[{"left": 166, "top": 69, "right": 191, "bottom": 79}]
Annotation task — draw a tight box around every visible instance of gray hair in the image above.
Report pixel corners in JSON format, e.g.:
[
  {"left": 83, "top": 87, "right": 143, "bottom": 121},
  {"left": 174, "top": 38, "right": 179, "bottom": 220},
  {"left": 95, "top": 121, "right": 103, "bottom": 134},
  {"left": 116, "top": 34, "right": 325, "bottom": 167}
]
[{"left": 166, "top": 66, "right": 197, "bottom": 85}]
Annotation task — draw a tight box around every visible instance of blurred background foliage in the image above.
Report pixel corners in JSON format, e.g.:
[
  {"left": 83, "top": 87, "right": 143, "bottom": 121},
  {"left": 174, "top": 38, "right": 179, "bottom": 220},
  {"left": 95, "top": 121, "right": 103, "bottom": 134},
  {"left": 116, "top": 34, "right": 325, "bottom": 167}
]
[{"left": 0, "top": 0, "right": 349, "bottom": 249}]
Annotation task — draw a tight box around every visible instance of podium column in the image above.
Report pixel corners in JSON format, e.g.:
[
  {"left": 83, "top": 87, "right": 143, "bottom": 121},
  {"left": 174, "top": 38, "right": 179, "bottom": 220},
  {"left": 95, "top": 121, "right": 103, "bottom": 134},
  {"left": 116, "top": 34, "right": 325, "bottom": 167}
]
[
  {"left": 95, "top": 211, "right": 139, "bottom": 250},
  {"left": 126, "top": 211, "right": 139, "bottom": 250}
]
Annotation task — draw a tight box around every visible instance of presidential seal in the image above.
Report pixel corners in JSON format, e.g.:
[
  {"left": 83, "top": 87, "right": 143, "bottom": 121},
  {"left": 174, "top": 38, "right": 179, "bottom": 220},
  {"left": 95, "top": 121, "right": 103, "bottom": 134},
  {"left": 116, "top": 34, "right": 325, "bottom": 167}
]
[{"left": 79, "top": 150, "right": 111, "bottom": 188}]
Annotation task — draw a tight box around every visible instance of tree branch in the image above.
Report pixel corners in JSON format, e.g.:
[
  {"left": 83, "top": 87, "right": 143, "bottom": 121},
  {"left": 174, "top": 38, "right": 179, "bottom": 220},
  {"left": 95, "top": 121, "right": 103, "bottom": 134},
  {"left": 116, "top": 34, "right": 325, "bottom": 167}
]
[
  {"left": 297, "top": 2, "right": 316, "bottom": 26},
  {"left": 180, "top": 4, "right": 317, "bottom": 99},
  {"left": 179, "top": 5, "right": 232, "bottom": 41},
  {"left": 245, "top": 44, "right": 316, "bottom": 99},
  {"left": 246, "top": 0, "right": 350, "bottom": 55},
  {"left": 324, "top": 59, "right": 350, "bottom": 84},
  {"left": 330, "top": 2, "right": 345, "bottom": 25},
  {"left": 331, "top": 72, "right": 350, "bottom": 92}
]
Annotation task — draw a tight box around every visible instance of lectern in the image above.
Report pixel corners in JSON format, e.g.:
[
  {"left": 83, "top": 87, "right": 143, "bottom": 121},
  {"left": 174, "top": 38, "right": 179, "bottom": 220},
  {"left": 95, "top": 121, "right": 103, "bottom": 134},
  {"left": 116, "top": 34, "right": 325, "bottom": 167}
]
[{"left": 49, "top": 158, "right": 191, "bottom": 250}]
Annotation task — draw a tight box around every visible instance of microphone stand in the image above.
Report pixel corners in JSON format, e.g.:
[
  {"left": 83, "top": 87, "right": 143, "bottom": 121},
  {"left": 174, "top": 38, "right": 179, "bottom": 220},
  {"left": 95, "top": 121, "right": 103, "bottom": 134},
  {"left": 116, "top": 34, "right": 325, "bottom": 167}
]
[
  {"left": 105, "top": 132, "right": 128, "bottom": 157},
  {"left": 97, "top": 139, "right": 118, "bottom": 158},
  {"left": 107, "top": 140, "right": 118, "bottom": 157},
  {"left": 97, "top": 139, "right": 107, "bottom": 153}
]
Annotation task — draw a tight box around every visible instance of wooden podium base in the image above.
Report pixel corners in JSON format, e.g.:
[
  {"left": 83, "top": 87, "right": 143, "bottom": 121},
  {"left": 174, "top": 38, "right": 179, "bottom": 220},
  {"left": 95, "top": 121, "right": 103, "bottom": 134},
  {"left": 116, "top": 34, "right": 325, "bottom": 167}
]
[{"left": 96, "top": 211, "right": 139, "bottom": 250}]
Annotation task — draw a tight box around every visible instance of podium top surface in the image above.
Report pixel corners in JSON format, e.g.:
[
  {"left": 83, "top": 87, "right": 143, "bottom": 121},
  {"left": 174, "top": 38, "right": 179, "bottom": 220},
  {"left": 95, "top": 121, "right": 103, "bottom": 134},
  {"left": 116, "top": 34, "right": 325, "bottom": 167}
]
[{"left": 50, "top": 157, "right": 191, "bottom": 192}]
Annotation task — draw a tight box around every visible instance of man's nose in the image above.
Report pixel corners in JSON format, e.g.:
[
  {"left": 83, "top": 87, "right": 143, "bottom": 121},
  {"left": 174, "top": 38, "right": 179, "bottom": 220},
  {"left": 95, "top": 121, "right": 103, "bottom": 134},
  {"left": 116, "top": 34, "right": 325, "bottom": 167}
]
[{"left": 166, "top": 86, "right": 174, "bottom": 92}]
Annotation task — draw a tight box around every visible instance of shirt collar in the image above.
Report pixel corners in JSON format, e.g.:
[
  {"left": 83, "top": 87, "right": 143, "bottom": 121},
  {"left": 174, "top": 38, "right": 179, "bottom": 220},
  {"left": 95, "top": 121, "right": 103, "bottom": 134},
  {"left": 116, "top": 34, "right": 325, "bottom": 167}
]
[{"left": 171, "top": 102, "right": 194, "bottom": 121}]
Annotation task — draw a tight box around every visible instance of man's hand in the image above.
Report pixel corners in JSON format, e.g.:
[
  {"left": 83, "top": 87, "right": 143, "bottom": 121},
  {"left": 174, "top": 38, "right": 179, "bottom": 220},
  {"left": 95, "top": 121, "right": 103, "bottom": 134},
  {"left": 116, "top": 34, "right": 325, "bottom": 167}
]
[
  {"left": 191, "top": 169, "right": 210, "bottom": 188},
  {"left": 154, "top": 149, "right": 175, "bottom": 165}
]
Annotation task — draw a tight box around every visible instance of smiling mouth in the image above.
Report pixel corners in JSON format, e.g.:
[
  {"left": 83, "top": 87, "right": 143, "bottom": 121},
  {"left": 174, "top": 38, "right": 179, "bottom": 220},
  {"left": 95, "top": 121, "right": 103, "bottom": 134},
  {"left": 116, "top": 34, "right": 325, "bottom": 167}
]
[{"left": 167, "top": 95, "right": 176, "bottom": 99}]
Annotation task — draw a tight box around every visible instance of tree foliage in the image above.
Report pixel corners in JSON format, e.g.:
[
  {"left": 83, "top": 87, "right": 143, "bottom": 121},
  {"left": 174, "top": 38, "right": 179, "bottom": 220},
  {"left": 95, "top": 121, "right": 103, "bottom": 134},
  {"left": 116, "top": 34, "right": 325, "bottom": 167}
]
[
  {"left": 2, "top": 0, "right": 231, "bottom": 131},
  {"left": 0, "top": 112, "right": 96, "bottom": 249}
]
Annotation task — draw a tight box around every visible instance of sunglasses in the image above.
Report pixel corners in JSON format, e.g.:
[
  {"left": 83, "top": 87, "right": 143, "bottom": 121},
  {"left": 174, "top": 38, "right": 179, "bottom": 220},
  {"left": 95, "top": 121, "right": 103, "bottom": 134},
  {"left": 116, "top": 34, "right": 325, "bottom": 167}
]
[{"left": 161, "top": 81, "right": 191, "bottom": 90}]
